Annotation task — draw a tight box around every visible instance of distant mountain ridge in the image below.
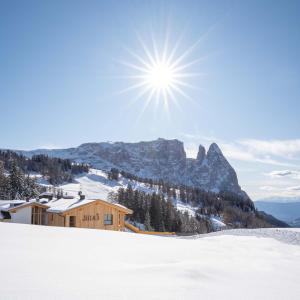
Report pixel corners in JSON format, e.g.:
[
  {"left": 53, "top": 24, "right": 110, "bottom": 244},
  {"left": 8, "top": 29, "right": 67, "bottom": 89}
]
[
  {"left": 16, "top": 138, "right": 248, "bottom": 200},
  {"left": 255, "top": 200, "right": 300, "bottom": 227},
  {"left": 255, "top": 196, "right": 300, "bottom": 203}
]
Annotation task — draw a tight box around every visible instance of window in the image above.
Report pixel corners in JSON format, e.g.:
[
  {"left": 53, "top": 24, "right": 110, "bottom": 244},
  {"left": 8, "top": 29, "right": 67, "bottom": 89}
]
[
  {"left": 31, "top": 206, "right": 43, "bottom": 225},
  {"left": 69, "top": 216, "right": 76, "bottom": 227},
  {"left": 104, "top": 214, "right": 113, "bottom": 225}
]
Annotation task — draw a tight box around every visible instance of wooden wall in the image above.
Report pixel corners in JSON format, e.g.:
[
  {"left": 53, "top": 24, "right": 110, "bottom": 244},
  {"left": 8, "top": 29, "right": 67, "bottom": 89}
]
[
  {"left": 47, "top": 202, "right": 127, "bottom": 231},
  {"left": 47, "top": 213, "right": 65, "bottom": 227}
]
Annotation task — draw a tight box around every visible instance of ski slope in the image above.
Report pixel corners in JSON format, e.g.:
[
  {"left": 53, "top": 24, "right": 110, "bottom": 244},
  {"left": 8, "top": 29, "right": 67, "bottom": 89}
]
[
  {"left": 57, "top": 169, "right": 161, "bottom": 200},
  {"left": 1, "top": 223, "right": 299, "bottom": 300}
]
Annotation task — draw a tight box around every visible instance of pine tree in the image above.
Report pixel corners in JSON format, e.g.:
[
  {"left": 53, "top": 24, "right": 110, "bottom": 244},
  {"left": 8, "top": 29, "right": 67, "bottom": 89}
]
[
  {"left": 150, "top": 193, "right": 165, "bottom": 231},
  {"left": 164, "top": 197, "right": 175, "bottom": 231},
  {"left": 0, "top": 161, "right": 9, "bottom": 199},
  {"left": 8, "top": 161, "right": 25, "bottom": 199},
  {"left": 144, "top": 210, "right": 153, "bottom": 231},
  {"left": 23, "top": 175, "right": 39, "bottom": 199}
]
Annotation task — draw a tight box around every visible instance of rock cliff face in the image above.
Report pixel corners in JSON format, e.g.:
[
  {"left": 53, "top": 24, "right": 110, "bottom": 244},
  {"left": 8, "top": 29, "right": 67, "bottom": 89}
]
[{"left": 20, "top": 138, "right": 248, "bottom": 199}]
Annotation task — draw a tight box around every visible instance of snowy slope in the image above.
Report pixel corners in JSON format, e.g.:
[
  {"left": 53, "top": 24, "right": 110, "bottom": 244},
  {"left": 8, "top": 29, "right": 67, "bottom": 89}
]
[
  {"left": 0, "top": 223, "right": 299, "bottom": 300},
  {"left": 57, "top": 168, "right": 161, "bottom": 200},
  {"left": 54, "top": 169, "right": 196, "bottom": 217},
  {"left": 59, "top": 169, "right": 120, "bottom": 199}
]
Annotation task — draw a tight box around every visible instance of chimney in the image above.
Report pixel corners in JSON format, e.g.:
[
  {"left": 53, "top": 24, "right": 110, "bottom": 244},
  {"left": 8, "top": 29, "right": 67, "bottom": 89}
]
[{"left": 78, "top": 191, "right": 85, "bottom": 200}]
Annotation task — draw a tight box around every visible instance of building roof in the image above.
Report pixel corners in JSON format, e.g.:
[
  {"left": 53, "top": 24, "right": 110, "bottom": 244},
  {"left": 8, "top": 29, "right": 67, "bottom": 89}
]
[
  {"left": 0, "top": 198, "right": 132, "bottom": 215},
  {"left": 7, "top": 201, "right": 49, "bottom": 212},
  {"left": 0, "top": 200, "right": 26, "bottom": 212},
  {"left": 39, "top": 192, "right": 53, "bottom": 196},
  {"left": 46, "top": 198, "right": 133, "bottom": 214},
  {"left": 46, "top": 198, "right": 96, "bottom": 213}
]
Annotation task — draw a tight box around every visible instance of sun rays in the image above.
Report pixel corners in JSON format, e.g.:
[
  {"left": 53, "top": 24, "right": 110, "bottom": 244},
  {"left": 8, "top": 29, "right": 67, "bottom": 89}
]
[{"left": 118, "top": 33, "right": 206, "bottom": 117}]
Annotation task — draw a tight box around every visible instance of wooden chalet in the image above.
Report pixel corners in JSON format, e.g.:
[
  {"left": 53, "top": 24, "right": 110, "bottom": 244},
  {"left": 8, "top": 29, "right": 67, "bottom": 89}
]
[
  {"left": 0, "top": 198, "right": 132, "bottom": 232},
  {"left": 46, "top": 198, "right": 132, "bottom": 231}
]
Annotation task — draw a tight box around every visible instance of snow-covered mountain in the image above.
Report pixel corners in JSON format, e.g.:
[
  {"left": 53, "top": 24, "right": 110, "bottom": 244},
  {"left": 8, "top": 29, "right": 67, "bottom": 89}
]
[{"left": 19, "top": 138, "right": 248, "bottom": 199}]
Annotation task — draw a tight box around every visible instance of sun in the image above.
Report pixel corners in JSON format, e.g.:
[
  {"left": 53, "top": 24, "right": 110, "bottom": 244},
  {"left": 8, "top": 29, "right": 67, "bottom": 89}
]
[
  {"left": 146, "top": 61, "right": 175, "bottom": 90},
  {"left": 118, "top": 34, "right": 203, "bottom": 114}
]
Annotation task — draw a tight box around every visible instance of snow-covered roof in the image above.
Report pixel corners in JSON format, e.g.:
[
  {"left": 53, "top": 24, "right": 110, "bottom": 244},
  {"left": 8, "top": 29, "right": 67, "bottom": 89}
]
[
  {"left": 7, "top": 201, "right": 49, "bottom": 212},
  {"left": 0, "top": 200, "right": 26, "bottom": 206},
  {"left": 46, "top": 198, "right": 96, "bottom": 213},
  {"left": 0, "top": 197, "right": 132, "bottom": 215},
  {"left": 0, "top": 200, "right": 26, "bottom": 211},
  {"left": 0, "top": 203, "right": 11, "bottom": 211},
  {"left": 39, "top": 192, "right": 54, "bottom": 196},
  {"left": 113, "top": 202, "right": 132, "bottom": 211},
  {"left": 46, "top": 198, "right": 132, "bottom": 214}
]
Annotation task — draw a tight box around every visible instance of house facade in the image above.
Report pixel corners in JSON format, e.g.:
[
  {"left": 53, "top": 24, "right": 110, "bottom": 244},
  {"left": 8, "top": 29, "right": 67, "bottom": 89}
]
[
  {"left": 47, "top": 199, "right": 132, "bottom": 231},
  {"left": 0, "top": 201, "right": 48, "bottom": 225},
  {"left": 0, "top": 198, "right": 132, "bottom": 232}
]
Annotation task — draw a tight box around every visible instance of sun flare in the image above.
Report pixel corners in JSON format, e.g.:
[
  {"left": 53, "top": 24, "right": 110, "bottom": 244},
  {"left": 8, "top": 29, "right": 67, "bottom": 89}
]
[
  {"left": 119, "top": 34, "right": 204, "bottom": 115},
  {"left": 146, "top": 61, "right": 175, "bottom": 90}
]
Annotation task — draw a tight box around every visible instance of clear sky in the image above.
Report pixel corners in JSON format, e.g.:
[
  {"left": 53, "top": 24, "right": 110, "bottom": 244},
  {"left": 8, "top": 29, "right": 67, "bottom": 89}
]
[{"left": 1, "top": 0, "right": 300, "bottom": 200}]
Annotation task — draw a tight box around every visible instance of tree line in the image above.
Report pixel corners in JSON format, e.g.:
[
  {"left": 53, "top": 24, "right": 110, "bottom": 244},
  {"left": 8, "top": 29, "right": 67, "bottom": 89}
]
[
  {"left": 107, "top": 168, "right": 255, "bottom": 215},
  {"left": 112, "top": 185, "right": 211, "bottom": 234},
  {"left": 0, "top": 151, "right": 89, "bottom": 185},
  {"left": 0, "top": 160, "right": 41, "bottom": 200},
  {"left": 107, "top": 168, "right": 277, "bottom": 230}
]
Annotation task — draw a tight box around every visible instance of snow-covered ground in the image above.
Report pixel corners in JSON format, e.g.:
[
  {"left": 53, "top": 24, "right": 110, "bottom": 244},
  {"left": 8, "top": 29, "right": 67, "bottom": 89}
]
[
  {"left": 57, "top": 168, "right": 161, "bottom": 200},
  {"left": 210, "top": 215, "right": 227, "bottom": 230},
  {"left": 176, "top": 201, "right": 198, "bottom": 216},
  {"left": 185, "top": 228, "right": 300, "bottom": 245},
  {"left": 1, "top": 223, "right": 299, "bottom": 300},
  {"left": 59, "top": 169, "right": 119, "bottom": 199}
]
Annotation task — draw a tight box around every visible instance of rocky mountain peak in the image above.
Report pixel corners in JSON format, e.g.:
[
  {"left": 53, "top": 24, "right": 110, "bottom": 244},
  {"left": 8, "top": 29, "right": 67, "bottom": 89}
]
[
  {"left": 19, "top": 138, "right": 248, "bottom": 200},
  {"left": 196, "top": 145, "right": 206, "bottom": 164},
  {"left": 154, "top": 138, "right": 185, "bottom": 152},
  {"left": 207, "top": 143, "right": 223, "bottom": 156}
]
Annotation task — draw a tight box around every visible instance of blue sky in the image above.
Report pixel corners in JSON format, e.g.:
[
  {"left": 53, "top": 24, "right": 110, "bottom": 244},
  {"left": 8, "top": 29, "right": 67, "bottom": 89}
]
[{"left": 1, "top": 0, "right": 300, "bottom": 199}]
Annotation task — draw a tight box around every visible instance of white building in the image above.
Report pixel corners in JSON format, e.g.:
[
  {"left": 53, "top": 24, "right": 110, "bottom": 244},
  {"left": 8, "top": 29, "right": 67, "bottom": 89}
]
[{"left": 0, "top": 200, "right": 48, "bottom": 225}]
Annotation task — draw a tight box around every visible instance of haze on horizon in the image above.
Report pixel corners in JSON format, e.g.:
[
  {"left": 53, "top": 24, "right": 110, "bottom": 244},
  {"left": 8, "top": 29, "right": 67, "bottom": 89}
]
[{"left": 0, "top": 0, "right": 299, "bottom": 200}]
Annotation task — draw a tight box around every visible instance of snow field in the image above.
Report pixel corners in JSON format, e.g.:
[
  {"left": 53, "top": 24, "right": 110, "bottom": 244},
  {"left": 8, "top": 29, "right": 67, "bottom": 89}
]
[{"left": 0, "top": 223, "right": 299, "bottom": 300}]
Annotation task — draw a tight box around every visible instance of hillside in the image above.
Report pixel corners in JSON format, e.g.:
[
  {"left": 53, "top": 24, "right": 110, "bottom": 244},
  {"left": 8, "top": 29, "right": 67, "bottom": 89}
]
[
  {"left": 0, "top": 150, "right": 89, "bottom": 184},
  {"left": 1, "top": 223, "right": 299, "bottom": 300},
  {"left": 50, "top": 169, "right": 276, "bottom": 231}
]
